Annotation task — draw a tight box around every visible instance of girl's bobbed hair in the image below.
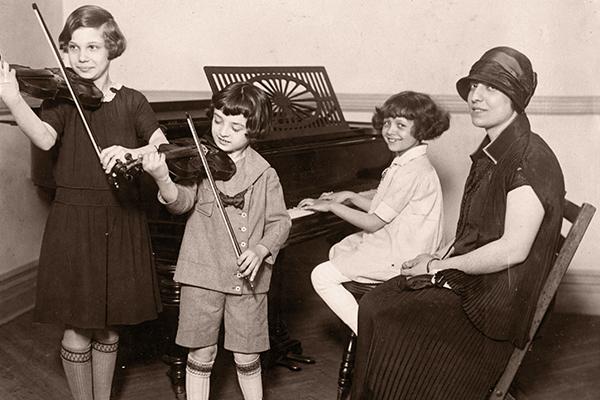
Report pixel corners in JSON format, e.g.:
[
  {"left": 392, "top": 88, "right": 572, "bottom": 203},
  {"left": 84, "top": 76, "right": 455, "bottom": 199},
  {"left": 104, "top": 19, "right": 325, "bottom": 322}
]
[
  {"left": 59, "top": 5, "right": 126, "bottom": 60},
  {"left": 372, "top": 91, "right": 450, "bottom": 141},
  {"left": 208, "top": 82, "right": 273, "bottom": 140}
]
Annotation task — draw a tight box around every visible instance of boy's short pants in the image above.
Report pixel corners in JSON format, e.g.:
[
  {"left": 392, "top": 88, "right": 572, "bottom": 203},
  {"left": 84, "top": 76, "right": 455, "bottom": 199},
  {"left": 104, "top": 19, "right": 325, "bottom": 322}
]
[{"left": 176, "top": 285, "right": 269, "bottom": 353}]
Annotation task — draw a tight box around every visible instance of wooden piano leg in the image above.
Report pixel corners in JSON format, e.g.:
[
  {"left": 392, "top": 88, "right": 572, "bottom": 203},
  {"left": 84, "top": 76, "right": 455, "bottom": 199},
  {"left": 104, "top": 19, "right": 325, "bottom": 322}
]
[
  {"left": 161, "top": 303, "right": 188, "bottom": 400},
  {"left": 266, "top": 249, "right": 316, "bottom": 371},
  {"left": 156, "top": 262, "right": 187, "bottom": 399}
]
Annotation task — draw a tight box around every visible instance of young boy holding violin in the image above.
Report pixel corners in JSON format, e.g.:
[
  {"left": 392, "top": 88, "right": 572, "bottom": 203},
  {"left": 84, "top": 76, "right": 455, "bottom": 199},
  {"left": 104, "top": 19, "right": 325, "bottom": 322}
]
[{"left": 143, "top": 81, "right": 291, "bottom": 400}]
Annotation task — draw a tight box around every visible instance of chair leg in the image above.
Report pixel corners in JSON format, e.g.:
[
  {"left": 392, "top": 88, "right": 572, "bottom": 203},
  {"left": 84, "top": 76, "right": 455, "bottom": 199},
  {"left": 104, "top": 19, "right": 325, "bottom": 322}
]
[{"left": 337, "top": 332, "right": 357, "bottom": 400}]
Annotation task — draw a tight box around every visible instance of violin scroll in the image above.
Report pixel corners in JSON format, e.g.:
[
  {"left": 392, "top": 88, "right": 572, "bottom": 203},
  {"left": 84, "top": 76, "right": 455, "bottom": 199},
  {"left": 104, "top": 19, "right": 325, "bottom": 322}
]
[{"left": 109, "top": 153, "right": 142, "bottom": 189}]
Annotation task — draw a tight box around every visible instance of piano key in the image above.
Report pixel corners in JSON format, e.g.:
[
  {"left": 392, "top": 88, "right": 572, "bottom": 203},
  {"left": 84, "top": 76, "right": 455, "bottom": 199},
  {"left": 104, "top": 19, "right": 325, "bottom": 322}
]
[{"left": 288, "top": 207, "right": 315, "bottom": 220}]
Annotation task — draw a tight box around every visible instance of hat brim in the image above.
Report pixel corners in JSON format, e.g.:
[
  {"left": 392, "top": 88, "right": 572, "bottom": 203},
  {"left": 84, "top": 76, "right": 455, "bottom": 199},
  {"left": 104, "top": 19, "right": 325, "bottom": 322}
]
[
  {"left": 456, "top": 72, "right": 517, "bottom": 108},
  {"left": 456, "top": 76, "right": 472, "bottom": 102}
]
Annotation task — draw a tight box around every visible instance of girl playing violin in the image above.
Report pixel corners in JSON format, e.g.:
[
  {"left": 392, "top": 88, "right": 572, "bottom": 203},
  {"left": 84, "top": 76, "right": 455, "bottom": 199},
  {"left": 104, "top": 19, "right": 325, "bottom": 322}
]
[
  {"left": 142, "top": 81, "right": 291, "bottom": 400},
  {"left": 0, "top": 5, "right": 166, "bottom": 400}
]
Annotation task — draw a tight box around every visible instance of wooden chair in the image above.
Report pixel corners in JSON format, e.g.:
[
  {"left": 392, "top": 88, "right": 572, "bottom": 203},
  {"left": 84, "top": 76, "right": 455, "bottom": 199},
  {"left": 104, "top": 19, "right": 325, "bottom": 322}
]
[
  {"left": 489, "top": 199, "right": 596, "bottom": 400},
  {"left": 337, "top": 281, "right": 379, "bottom": 400}
]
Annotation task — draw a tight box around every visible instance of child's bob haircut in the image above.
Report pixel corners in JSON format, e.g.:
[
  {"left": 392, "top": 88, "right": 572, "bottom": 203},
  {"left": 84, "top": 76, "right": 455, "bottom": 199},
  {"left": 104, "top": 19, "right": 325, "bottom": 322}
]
[
  {"left": 59, "top": 5, "right": 127, "bottom": 60},
  {"left": 372, "top": 91, "right": 450, "bottom": 141},
  {"left": 209, "top": 82, "right": 273, "bottom": 140}
]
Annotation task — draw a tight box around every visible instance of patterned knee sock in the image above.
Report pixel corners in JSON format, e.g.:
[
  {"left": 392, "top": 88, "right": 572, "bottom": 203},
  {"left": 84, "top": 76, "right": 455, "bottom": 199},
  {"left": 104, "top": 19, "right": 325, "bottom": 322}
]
[
  {"left": 60, "top": 343, "right": 94, "bottom": 400},
  {"left": 186, "top": 354, "right": 213, "bottom": 400},
  {"left": 235, "top": 356, "right": 263, "bottom": 400},
  {"left": 91, "top": 339, "right": 119, "bottom": 400}
]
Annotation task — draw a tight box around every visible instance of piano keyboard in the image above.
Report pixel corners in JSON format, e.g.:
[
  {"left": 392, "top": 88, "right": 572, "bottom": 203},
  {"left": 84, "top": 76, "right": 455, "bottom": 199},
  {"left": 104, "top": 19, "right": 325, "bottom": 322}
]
[
  {"left": 288, "top": 207, "right": 315, "bottom": 220},
  {"left": 287, "top": 189, "right": 376, "bottom": 220}
]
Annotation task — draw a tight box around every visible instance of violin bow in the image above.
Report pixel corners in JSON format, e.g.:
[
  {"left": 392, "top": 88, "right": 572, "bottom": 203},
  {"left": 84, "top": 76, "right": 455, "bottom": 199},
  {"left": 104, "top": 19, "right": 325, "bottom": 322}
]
[
  {"left": 185, "top": 113, "right": 254, "bottom": 290},
  {"left": 32, "top": 3, "right": 102, "bottom": 159}
]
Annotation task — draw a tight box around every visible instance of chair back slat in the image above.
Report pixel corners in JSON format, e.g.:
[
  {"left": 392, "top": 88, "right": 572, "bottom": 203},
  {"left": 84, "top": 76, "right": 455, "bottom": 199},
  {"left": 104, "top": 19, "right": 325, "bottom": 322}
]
[
  {"left": 531, "top": 202, "right": 595, "bottom": 331},
  {"left": 489, "top": 200, "right": 596, "bottom": 399}
]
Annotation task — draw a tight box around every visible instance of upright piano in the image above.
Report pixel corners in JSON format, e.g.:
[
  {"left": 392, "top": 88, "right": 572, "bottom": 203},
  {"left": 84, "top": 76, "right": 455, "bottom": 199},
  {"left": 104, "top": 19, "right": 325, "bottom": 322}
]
[{"left": 30, "top": 66, "right": 391, "bottom": 398}]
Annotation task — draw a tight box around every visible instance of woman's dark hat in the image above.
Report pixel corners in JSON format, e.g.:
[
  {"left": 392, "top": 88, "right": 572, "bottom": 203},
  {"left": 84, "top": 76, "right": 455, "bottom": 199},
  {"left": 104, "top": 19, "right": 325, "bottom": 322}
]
[{"left": 456, "top": 46, "right": 537, "bottom": 113}]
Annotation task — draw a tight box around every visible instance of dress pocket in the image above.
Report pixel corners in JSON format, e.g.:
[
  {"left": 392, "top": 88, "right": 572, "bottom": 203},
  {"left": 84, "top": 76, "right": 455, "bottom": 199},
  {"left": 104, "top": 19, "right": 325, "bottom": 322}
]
[{"left": 194, "top": 188, "right": 215, "bottom": 217}]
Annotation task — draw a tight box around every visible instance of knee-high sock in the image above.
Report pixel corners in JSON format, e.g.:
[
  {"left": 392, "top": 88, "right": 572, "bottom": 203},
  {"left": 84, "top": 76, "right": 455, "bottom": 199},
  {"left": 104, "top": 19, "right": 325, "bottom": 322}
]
[
  {"left": 91, "top": 339, "right": 119, "bottom": 400},
  {"left": 186, "top": 353, "right": 213, "bottom": 400},
  {"left": 235, "top": 356, "right": 262, "bottom": 400},
  {"left": 60, "top": 343, "right": 94, "bottom": 400},
  {"left": 311, "top": 261, "right": 358, "bottom": 334}
]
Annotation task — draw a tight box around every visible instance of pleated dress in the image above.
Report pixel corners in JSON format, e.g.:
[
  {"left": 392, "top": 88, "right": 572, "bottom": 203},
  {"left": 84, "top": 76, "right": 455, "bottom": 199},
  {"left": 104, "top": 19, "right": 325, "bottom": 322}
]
[
  {"left": 353, "top": 275, "right": 515, "bottom": 400},
  {"left": 33, "top": 86, "right": 163, "bottom": 329}
]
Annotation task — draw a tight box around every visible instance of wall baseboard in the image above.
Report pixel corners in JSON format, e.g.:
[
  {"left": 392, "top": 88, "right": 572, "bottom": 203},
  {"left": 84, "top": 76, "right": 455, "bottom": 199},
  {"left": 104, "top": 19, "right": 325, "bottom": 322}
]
[
  {"left": 0, "top": 261, "right": 37, "bottom": 326},
  {"left": 555, "top": 270, "right": 600, "bottom": 315},
  {"left": 0, "top": 262, "right": 598, "bottom": 326}
]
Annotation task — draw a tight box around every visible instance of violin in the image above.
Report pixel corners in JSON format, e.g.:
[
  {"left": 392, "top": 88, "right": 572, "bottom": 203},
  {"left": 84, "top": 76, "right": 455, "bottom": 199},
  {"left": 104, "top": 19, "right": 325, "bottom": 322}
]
[
  {"left": 10, "top": 64, "right": 103, "bottom": 109},
  {"left": 115, "top": 135, "right": 236, "bottom": 184}
]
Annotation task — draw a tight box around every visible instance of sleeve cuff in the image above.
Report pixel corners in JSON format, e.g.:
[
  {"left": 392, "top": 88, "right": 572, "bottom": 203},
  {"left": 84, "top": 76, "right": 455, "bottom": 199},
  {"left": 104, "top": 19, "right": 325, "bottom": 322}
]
[
  {"left": 157, "top": 191, "right": 176, "bottom": 205},
  {"left": 373, "top": 201, "right": 398, "bottom": 223}
]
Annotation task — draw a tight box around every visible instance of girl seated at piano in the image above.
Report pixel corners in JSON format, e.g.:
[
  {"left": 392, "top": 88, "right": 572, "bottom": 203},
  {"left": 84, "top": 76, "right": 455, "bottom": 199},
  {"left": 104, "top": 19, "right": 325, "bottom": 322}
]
[
  {"left": 298, "top": 91, "right": 449, "bottom": 334},
  {"left": 142, "top": 81, "right": 291, "bottom": 400},
  {"left": 1, "top": 5, "right": 167, "bottom": 400}
]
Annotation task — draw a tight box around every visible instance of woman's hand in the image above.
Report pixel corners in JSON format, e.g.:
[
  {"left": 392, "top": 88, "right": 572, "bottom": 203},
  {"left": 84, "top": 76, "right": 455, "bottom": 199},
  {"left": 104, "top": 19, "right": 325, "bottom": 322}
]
[
  {"left": 141, "top": 151, "right": 170, "bottom": 183},
  {"left": 100, "top": 145, "right": 137, "bottom": 173},
  {"left": 402, "top": 253, "right": 438, "bottom": 277},
  {"left": 237, "top": 245, "right": 269, "bottom": 282},
  {"left": 297, "top": 198, "right": 332, "bottom": 212},
  {"left": 0, "top": 61, "right": 21, "bottom": 106}
]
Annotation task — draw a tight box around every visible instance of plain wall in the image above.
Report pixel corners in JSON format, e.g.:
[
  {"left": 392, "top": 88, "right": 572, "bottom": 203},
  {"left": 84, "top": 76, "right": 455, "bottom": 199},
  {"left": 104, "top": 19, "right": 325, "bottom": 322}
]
[
  {"left": 62, "top": 0, "right": 600, "bottom": 96},
  {"left": 0, "top": 0, "right": 61, "bottom": 276}
]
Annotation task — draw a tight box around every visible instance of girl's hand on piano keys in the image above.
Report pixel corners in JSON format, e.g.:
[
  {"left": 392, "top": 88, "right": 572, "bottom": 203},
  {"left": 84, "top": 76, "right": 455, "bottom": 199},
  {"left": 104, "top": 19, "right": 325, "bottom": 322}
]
[
  {"left": 319, "top": 190, "right": 355, "bottom": 204},
  {"left": 297, "top": 197, "right": 315, "bottom": 209},
  {"left": 297, "top": 198, "right": 332, "bottom": 212}
]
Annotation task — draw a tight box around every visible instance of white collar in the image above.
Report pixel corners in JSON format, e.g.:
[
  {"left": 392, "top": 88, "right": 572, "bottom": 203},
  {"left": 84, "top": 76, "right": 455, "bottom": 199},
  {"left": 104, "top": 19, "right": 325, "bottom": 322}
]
[
  {"left": 391, "top": 144, "right": 428, "bottom": 167},
  {"left": 102, "top": 83, "right": 123, "bottom": 103}
]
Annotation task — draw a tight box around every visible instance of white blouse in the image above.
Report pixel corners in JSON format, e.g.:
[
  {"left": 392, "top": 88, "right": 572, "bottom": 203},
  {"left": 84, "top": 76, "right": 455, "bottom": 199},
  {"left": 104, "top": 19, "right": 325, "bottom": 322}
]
[{"left": 329, "top": 144, "right": 444, "bottom": 283}]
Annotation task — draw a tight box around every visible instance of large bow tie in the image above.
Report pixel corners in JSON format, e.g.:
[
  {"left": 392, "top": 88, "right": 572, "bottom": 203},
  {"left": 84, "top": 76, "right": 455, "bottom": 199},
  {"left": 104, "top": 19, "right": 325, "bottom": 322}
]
[{"left": 218, "top": 188, "right": 248, "bottom": 209}]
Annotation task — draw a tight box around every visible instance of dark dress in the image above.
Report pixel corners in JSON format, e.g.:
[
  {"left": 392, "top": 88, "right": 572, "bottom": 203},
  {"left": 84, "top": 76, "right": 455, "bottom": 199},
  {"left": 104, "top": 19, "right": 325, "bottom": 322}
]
[
  {"left": 33, "top": 86, "right": 163, "bottom": 329},
  {"left": 352, "top": 114, "right": 565, "bottom": 400}
]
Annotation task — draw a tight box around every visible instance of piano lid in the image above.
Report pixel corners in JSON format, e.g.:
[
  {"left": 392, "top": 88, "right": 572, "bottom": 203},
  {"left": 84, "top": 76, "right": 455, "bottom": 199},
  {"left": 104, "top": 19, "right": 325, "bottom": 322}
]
[{"left": 204, "top": 66, "right": 351, "bottom": 140}]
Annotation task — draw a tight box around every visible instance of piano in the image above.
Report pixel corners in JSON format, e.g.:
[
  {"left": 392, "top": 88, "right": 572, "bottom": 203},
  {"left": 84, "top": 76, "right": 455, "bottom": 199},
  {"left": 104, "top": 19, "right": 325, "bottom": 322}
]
[{"left": 30, "top": 66, "right": 392, "bottom": 398}]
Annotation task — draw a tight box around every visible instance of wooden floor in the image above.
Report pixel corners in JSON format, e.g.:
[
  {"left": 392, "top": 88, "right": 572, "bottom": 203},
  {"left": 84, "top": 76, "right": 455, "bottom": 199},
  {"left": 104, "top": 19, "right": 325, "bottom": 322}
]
[{"left": 1, "top": 239, "right": 599, "bottom": 399}]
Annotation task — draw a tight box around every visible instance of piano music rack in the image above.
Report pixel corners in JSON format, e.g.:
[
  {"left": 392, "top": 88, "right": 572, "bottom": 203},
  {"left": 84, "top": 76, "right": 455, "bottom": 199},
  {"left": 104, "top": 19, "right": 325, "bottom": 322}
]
[{"left": 204, "top": 66, "right": 350, "bottom": 137}]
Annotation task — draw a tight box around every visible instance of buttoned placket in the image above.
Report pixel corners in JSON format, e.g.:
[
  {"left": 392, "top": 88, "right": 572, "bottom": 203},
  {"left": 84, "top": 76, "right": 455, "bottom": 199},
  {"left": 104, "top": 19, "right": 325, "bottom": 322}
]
[{"left": 228, "top": 192, "right": 251, "bottom": 294}]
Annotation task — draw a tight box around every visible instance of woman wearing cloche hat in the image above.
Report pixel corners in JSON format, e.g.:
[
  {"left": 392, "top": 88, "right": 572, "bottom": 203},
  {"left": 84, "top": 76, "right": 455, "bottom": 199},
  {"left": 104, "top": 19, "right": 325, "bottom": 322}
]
[{"left": 350, "top": 46, "right": 565, "bottom": 400}]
